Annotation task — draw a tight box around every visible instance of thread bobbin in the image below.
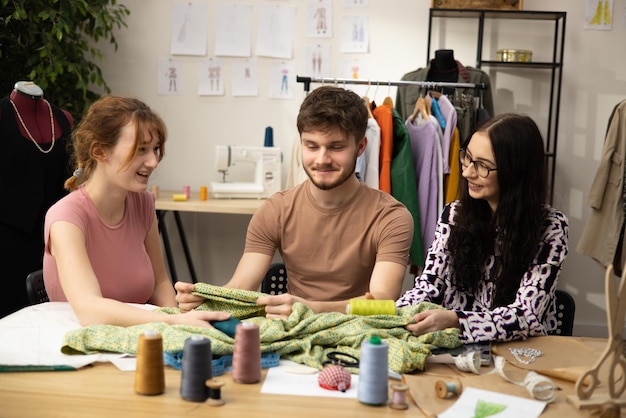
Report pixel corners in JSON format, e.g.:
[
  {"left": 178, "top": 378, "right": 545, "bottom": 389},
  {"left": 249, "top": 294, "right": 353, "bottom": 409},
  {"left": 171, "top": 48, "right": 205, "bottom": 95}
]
[
  {"left": 389, "top": 383, "right": 409, "bottom": 410},
  {"left": 180, "top": 335, "right": 213, "bottom": 402},
  {"left": 435, "top": 379, "right": 463, "bottom": 399},
  {"left": 357, "top": 335, "right": 389, "bottom": 406},
  {"left": 346, "top": 299, "right": 397, "bottom": 316},
  {"left": 134, "top": 329, "right": 165, "bottom": 396},
  {"left": 205, "top": 379, "right": 226, "bottom": 406},
  {"left": 232, "top": 322, "right": 262, "bottom": 384}
]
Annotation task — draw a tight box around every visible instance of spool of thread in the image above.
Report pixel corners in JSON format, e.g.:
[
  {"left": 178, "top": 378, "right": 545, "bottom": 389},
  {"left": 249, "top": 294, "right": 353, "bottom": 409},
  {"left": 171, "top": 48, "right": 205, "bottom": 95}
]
[
  {"left": 435, "top": 379, "right": 463, "bottom": 399},
  {"left": 151, "top": 184, "right": 160, "bottom": 199},
  {"left": 173, "top": 193, "right": 187, "bottom": 201},
  {"left": 205, "top": 379, "right": 226, "bottom": 406},
  {"left": 389, "top": 383, "right": 409, "bottom": 410},
  {"left": 134, "top": 330, "right": 165, "bottom": 396},
  {"left": 183, "top": 185, "right": 191, "bottom": 199},
  {"left": 357, "top": 335, "right": 389, "bottom": 406},
  {"left": 180, "top": 335, "right": 213, "bottom": 402},
  {"left": 200, "top": 186, "right": 208, "bottom": 201},
  {"left": 346, "top": 299, "right": 397, "bottom": 316},
  {"left": 231, "top": 322, "right": 261, "bottom": 384},
  {"left": 264, "top": 126, "right": 274, "bottom": 147}
]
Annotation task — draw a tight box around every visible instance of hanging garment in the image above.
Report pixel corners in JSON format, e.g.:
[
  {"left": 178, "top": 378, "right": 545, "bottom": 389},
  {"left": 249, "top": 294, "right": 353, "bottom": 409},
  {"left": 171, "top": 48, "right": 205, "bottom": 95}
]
[
  {"left": 406, "top": 114, "right": 443, "bottom": 253},
  {"left": 61, "top": 283, "right": 461, "bottom": 374},
  {"left": 391, "top": 108, "right": 424, "bottom": 266},
  {"left": 577, "top": 100, "right": 626, "bottom": 268},
  {"left": 373, "top": 103, "right": 393, "bottom": 193},
  {"left": 355, "top": 117, "right": 381, "bottom": 189},
  {"left": 395, "top": 62, "right": 494, "bottom": 130}
]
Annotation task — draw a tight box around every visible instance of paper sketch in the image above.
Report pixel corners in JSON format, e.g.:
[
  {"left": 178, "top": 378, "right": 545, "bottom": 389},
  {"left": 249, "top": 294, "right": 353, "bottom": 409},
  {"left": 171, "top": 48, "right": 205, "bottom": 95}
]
[
  {"left": 198, "top": 58, "right": 224, "bottom": 96},
  {"left": 256, "top": 4, "right": 297, "bottom": 59},
  {"left": 438, "top": 387, "right": 546, "bottom": 418},
  {"left": 232, "top": 59, "right": 259, "bottom": 97},
  {"left": 584, "top": 0, "right": 613, "bottom": 30},
  {"left": 158, "top": 59, "right": 183, "bottom": 95},
  {"left": 170, "top": 3, "right": 208, "bottom": 56},
  {"left": 305, "top": 44, "right": 331, "bottom": 77},
  {"left": 269, "top": 61, "right": 295, "bottom": 99},
  {"left": 307, "top": 0, "right": 333, "bottom": 38},
  {"left": 340, "top": 15, "right": 369, "bottom": 53},
  {"left": 214, "top": 3, "right": 253, "bottom": 57}
]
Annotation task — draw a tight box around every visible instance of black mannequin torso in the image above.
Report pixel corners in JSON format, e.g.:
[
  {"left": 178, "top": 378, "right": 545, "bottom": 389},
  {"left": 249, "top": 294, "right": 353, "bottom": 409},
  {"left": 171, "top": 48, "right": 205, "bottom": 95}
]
[{"left": 427, "top": 49, "right": 459, "bottom": 83}]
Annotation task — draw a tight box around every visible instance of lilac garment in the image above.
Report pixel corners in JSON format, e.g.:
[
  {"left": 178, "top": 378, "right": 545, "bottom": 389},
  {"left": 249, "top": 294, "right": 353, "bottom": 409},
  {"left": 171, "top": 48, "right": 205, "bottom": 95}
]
[
  {"left": 406, "top": 115, "right": 441, "bottom": 251},
  {"left": 428, "top": 93, "right": 458, "bottom": 174},
  {"left": 396, "top": 202, "right": 569, "bottom": 343}
]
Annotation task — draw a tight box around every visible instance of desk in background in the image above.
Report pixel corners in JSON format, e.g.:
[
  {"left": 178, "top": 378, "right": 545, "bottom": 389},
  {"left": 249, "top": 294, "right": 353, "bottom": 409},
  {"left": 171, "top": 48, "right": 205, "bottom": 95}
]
[{"left": 154, "top": 191, "right": 264, "bottom": 284}]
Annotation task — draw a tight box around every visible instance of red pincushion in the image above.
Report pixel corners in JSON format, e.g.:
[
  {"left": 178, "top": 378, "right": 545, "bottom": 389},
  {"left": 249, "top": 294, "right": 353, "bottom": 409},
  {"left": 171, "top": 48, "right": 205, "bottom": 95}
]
[{"left": 318, "top": 365, "right": 352, "bottom": 392}]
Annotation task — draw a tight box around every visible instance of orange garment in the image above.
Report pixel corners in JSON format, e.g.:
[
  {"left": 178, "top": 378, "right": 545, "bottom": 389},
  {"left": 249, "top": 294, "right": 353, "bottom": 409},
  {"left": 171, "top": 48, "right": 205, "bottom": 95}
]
[
  {"left": 373, "top": 104, "right": 393, "bottom": 193},
  {"left": 444, "top": 127, "right": 461, "bottom": 203}
]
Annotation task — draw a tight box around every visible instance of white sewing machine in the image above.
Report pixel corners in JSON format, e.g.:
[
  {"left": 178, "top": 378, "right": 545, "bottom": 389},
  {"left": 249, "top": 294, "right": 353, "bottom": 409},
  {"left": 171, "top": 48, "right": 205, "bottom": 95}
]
[{"left": 209, "top": 145, "right": 282, "bottom": 199}]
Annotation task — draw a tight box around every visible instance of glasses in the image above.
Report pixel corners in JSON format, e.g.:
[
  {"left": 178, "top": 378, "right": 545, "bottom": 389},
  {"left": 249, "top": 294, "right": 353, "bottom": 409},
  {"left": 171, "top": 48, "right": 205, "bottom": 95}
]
[{"left": 459, "top": 149, "right": 497, "bottom": 178}]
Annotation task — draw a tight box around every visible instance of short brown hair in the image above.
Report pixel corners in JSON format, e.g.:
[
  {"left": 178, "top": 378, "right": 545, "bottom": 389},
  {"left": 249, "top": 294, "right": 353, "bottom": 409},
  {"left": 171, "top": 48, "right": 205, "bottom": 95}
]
[{"left": 296, "top": 86, "right": 368, "bottom": 143}]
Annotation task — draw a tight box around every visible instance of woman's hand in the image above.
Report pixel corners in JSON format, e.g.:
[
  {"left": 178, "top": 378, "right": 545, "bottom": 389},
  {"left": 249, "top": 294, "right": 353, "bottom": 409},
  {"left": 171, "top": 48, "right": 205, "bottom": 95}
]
[
  {"left": 172, "top": 309, "right": 231, "bottom": 328},
  {"left": 174, "top": 281, "right": 206, "bottom": 312},
  {"left": 256, "top": 293, "right": 306, "bottom": 319},
  {"left": 405, "top": 309, "right": 460, "bottom": 337}
]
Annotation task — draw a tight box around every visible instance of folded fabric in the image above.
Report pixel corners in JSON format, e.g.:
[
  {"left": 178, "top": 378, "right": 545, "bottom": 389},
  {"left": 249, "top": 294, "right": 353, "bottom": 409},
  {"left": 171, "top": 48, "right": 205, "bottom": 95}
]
[{"left": 61, "top": 283, "right": 461, "bottom": 373}]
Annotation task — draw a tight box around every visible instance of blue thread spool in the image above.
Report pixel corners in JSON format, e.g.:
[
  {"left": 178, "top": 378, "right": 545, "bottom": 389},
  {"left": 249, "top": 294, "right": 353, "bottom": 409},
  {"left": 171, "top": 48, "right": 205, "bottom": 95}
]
[
  {"left": 357, "top": 335, "right": 389, "bottom": 406},
  {"left": 180, "top": 335, "right": 213, "bottom": 402},
  {"left": 264, "top": 126, "right": 273, "bottom": 147}
]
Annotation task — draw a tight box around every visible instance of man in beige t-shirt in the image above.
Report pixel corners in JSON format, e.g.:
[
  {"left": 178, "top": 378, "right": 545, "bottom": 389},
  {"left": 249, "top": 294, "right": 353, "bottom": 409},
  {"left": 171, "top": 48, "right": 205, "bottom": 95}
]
[{"left": 176, "top": 86, "right": 414, "bottom": 318}]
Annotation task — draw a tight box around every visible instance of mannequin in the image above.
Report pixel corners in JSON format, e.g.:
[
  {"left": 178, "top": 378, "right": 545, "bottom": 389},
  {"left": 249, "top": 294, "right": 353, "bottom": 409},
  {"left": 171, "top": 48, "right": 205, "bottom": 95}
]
[
  {"left": 0, "top": 81, "right": 73, "bottom": 317},
  {"left": 427, "top": 49, "right": 459, "bottom": 83}
]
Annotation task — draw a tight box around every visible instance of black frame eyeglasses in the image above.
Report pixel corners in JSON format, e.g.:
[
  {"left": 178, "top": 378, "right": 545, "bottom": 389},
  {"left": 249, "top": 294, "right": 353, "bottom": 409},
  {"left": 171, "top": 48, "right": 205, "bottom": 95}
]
[{"left": 459, "top": 149, "right": 497, "bottom": 178}]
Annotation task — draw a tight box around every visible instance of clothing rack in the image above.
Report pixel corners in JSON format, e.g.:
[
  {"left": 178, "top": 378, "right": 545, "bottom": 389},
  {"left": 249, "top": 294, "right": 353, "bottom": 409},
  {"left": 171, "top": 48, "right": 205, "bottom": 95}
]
[{"left": 296, "top": 75, "right": 487, "bottom": 94}]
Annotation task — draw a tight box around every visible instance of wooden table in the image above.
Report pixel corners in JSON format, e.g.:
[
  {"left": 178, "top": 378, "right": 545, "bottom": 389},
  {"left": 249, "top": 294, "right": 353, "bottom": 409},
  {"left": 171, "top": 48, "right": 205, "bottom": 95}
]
[
  {"left": 0, "top": 364, "right": 406, "bottom": 418},
  {"left": 154, "top": 190, "right": 264, "bottom": 283}
]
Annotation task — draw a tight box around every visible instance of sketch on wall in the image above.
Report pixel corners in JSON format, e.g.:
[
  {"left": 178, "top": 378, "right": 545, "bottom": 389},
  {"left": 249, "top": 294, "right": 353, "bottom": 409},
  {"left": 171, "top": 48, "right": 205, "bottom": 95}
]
[
  {"left": 158, "top": 59, "right": 183, "bottom": 95},
  {"left": 269, "top": 61, "right": 296, "bottom": 99},
  {"left": 232, "top": 58, "right": 259, "bottom": 97},
  {"left": 198, "top": 58, "right": 224, "bottom": 96},
  {"left": 340, "top": 15, "right": 369, "bottom": 53},
  {"left": 170, "top": 3, "right": 208, "bottom": 56},
  {"left": 305, "top": 43, "right": 331, "bottom": 77},
  {"left": 584, "top": 0, "right": 613, "bottom": 30},
  {"left": 307, "top": 0, "right": 333, "bottom": 38},
  {"left": 255, "top": 4, "right": 297, "bottom": 59},
  {"left": 214, "top": 3, "right": 253, "bottom": 57}
]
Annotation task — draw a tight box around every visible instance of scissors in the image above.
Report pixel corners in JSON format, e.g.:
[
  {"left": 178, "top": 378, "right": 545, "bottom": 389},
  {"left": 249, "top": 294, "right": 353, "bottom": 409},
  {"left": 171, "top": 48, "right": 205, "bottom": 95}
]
[
  {"left": 576, "top": 264, "right": 626, "bottom": 400},
  {"left": 322, "top": 351, "right": 359, "bottom": 369}
]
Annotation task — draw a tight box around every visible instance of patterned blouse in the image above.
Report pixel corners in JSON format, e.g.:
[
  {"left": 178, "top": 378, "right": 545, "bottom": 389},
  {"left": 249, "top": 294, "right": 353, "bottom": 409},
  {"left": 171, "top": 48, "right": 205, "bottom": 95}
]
[{"left": 396, "top": 201, "right": 569, "bottom": 343}]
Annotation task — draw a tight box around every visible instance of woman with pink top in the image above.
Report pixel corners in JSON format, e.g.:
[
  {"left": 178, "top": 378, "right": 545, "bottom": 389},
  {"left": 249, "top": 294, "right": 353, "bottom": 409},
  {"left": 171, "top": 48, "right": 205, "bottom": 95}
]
[{"left": 43, "top": 95, "right": 229, "bottom": 327}]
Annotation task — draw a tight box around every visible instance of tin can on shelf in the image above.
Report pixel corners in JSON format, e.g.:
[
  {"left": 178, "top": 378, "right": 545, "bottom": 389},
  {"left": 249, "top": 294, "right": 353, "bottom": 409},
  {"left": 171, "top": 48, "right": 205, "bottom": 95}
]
[{"left": 496, "top": 49, "right": 533, "bottom": 63}]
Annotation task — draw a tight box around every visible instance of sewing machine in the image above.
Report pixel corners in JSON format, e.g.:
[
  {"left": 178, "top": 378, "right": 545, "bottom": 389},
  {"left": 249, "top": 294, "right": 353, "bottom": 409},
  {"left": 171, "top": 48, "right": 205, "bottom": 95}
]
[{"left": 209, "top": 145, "right": 282, "bottom": 199}]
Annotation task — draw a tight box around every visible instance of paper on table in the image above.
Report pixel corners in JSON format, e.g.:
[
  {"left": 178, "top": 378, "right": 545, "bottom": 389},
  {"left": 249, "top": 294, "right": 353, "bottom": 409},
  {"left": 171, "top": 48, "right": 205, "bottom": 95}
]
[
  {"left": 0, "top": 302, "right": 154, "bottom": 371},
  {"left": 261, "top": 360, "right": 360, "bottom": 398},
  {"left": 438, "top": 387, "right": 546, "bottom": 418}
]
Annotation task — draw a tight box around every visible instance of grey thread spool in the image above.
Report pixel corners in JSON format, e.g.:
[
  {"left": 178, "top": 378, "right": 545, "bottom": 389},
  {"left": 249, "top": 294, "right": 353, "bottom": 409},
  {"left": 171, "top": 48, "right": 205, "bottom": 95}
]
[
  {"left": 180, "top": 335, "right": 213, "bottom": 402},
  {"left": 357, "top": 335, "right": 389, "bottom": 406}
]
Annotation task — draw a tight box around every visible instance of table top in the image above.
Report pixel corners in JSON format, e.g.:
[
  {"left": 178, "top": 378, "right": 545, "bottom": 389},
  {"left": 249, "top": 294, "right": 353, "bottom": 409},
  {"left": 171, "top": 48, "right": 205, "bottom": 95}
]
[
  {"left": 154, "top": 190, "right": 264, "bottom": 214},
  {"left": 0, "top": 364, "right": 406, "bottom": 418}
]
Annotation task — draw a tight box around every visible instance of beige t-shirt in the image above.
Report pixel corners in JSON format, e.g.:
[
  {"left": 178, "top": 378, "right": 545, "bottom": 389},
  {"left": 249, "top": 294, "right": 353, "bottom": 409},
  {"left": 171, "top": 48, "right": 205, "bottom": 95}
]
[{"left": 245, "top": 180, "right": 413, "bottom": 301}]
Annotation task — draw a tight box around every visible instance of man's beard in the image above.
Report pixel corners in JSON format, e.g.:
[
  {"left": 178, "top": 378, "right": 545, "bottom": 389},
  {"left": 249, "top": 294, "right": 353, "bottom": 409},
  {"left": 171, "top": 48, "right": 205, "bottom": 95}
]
[{"left": 304, "top": 159, "right": 357, "bottom": 191}]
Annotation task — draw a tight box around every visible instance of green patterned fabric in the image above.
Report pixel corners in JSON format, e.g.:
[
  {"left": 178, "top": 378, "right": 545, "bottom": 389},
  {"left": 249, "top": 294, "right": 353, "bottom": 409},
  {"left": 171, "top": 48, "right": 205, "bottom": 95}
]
[{"left": 61, "top": 283, "right": 461, "bottom": 373}]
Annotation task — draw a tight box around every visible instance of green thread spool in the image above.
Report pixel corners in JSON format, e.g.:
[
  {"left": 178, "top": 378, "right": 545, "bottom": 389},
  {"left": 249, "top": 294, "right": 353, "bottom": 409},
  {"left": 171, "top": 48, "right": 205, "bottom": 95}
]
[{"left": 346, "top": 299, "right": 397, "bottom": 316}]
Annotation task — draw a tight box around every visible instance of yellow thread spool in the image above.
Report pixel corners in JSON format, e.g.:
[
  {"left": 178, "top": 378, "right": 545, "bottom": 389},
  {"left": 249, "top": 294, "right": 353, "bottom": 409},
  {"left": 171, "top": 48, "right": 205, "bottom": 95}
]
[
  {"left": 172, "top": 193, "right": 187, "bottom": 201},
  {"left": 134, "top": 330, "right": 165, "bottom": 396},
  {"left": 200, "top": 186, "right": 208, "bottom": 201},
  {"left": 346, "top": 299, "right": 397, "bottom": 316}
]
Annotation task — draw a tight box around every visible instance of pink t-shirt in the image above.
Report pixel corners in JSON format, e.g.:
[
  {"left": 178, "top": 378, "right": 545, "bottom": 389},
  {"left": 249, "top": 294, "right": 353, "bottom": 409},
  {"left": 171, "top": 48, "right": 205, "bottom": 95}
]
[{"left": 43, "top": 186, "right": 155, "bottom": 303}]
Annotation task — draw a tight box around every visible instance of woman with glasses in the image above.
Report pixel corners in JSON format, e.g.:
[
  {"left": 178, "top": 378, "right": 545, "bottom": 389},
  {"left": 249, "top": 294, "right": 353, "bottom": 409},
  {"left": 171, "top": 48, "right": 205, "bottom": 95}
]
[{"left": 396, "top": 113, "right": 569, "bottom": 343}]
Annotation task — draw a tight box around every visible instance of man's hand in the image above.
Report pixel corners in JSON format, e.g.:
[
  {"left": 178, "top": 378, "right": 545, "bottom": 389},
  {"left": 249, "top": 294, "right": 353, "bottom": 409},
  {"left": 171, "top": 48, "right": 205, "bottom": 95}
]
[
  {"left": 256, "top": 293, "right": 306, "bottom": 319},
  {"left": 404, "top": 309, "right": 460, "bottom": 337},
  {"left": 174, "top": 281, "right": 206, "bottom": 313}
]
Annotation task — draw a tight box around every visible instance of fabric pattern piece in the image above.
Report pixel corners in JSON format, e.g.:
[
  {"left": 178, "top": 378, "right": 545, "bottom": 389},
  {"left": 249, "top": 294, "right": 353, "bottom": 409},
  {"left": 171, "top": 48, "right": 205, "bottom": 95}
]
[{"left": 62, "top": 283, "right": 461, "bottom": 373}]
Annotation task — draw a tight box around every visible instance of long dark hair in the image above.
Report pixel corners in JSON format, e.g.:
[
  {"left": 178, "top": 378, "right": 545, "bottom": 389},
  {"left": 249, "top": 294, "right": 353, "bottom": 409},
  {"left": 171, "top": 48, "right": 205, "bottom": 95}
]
[{"left": 448, "top": 113, "right": 548, "bottom": 306}]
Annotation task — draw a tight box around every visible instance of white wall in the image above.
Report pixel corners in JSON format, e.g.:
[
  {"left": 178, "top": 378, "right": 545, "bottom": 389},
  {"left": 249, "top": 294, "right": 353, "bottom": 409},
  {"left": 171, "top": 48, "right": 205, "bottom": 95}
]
[{"left": 97, "top": 0, "right": 626, "bottom": 337}]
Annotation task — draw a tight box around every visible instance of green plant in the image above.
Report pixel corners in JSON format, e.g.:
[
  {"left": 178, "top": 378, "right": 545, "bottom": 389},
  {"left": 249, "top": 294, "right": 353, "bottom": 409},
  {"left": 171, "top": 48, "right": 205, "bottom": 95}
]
[{"left": 0, "top": 0, "right": 130, "bottom": 122}]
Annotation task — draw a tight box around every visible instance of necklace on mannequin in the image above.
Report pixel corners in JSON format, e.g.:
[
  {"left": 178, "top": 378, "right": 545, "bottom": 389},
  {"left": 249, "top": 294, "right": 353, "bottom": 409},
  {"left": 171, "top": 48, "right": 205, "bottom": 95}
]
[{"left": 9, "top": 98, "right": 55, "bottom": 154}]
